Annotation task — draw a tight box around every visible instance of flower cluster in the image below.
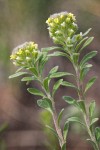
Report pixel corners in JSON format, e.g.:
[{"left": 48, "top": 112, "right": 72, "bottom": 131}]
[
  {"left": 46, "top": 12, "right": 79, "bottom": 47},
  {"left": 10, "top": 42, "right": 38, "bottom": 67}
]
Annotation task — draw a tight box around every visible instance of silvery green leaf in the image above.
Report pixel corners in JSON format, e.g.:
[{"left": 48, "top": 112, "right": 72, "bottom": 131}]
[
  {"left": 52, "top": 79, "right": 63, "bottom": 96},
  {"left": 50, "top": 72, "right": 73, "bottom": 78},
  {"left": 82, "top": 28, "right": 92, "bottom": 36},
  {"left": 77, "top": 100, "right": 86, "bottom": 114},
  {"left": 90, "top": 118, "right": 99, "bottom": 126},
  {"left": 63, "top": 96, "right": 76, "bottom": 105},
  {"left": 89, "top": 101, "right": 95, "bottom": 118},
  {"left": 63, "top": 121, "right": 69, "bottom": 140},
  {"left": 85, "top": 77, "right": 96, "bottom": 93},
  {"left": 9, "top": 72, "right": 27, "bottom": 79},
  {"left": 21, "top": 76, "right": 34, "bottom": 81},
  {"left": 27, "top": 88, "right": 44, "bottom": 97},
  {"left": 61, "top": 143, "right": 66, "bottom": 150},
  {"left": 57, "top": 108, "right": 64, "bottom": 127},
  {"left": 95, "top": 127, "right": 100, "bottom": 142},
  {"left": 41, "top": 46, "right": 60, "bottom": 52},
  {"left": 75, "top": 37, "right": 88, "bottom": 52},
  {"left": 67, "top": 117, "right": 85, "bottom": 127},
  {"left": 49, "top": 66, "right": 59, "bottom": 75},
  {"left": 61, "top": 81, "right": 77, "bottom": 89},
  {"left": 43, "top": 77, "right": 50, "bottom": 92}
]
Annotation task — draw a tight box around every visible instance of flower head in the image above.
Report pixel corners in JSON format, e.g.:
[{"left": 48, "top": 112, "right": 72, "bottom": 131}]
[
  {"left": 46, "top": 12, "right": 78, "bottom": 46},
  {"left": 10, "top": 42, "right": 38, "bottom": 67}
]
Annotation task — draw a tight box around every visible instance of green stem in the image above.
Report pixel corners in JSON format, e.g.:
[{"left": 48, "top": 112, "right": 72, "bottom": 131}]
[
  {"left": 74, "top": 65, "right": 99, "bottom": 150},
  {"left": 38, "top": 76, "right": 65, "bottom": 149}
]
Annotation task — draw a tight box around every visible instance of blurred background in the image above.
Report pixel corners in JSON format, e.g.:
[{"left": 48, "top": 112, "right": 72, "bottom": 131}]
[{"left": 0, "top": 0, "right": 100, "bottom": 149}]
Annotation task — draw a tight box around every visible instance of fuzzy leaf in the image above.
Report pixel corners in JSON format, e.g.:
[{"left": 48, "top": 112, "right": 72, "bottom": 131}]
[
  {"left": 9, "top": 72, "right": 27, "bottom": 79},
  {"left": 61, "top": 81, "right": 77, "bottom": 89},
  {"left": 27, "top": 88, "right": 44, "bottom": 97},
  {"left": 89, "top": 101, "right": 95, "bottom": 118},
  {"left": 80, "top": 51, "right": 97, "bottom": 68},
  {"left": 95, "top": 127, "right": 100, "bottom": 142},
  {"left": 52, "top": 79, "right": 63, "bottom": 96},
  {"left": 43, "top": 77, "right": 50, "bottom": 92},
  {"left": 82, "top": 28, "right": 92, "bottom": 36},
  {"left": 63, "top": 96, "right": 76, "bottom": 105},
  {"left": 63, "top": 121, "right": 69, "bottom": 140},
  {"left": 49, "top": 66, "right": 59, "bottom": 75},
  {"left": 67, "top": 117, "right": 85, "bottom": 127},
  {"left": 77, "top": 100, "right": 86, "bottom": 114},
  {"left": 37, "top": 98, "right": 52, "bottom": 114},
  {"left": 58, "top": 108, "right": 64, "bottom": 127},
  {"left": 80, "top": 37, "right": 94, "bottom": 52},
  {"left": 75, "top": 37, "right": 88, "bottom": 52},
  {"left": 41, "top": 46, "right": 60, "bottom": 52},
  {"left": 90, "top": 118, "right": 99, "bottom": 126},
  {"left": 50, "top": 72, "right": 73, "bottom": 78},
  {"left": 21, "top": 76, "right": 34, "bottom": 81},
  {"left": 29, "top": 67, "right": 38, "bottom": 76},
  {"left": 85, "top": 77, "right": 96, "bottom": 93},
  {"left": 80, "top": 64, "right": 92, "bottom": 81},
  {"left": 61, "top": 143, "right": 66, "bottom": 150}
]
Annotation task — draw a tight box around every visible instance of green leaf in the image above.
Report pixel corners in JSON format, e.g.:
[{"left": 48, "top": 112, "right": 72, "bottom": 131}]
[
  {"left": 75, "top": 37, "right": 88, "bottom": 52},
  {"left": 49, "top": 66, "right": 59, "bottom": 75},
  {"left": 52, "top": 79, "right": 63, "bottom": 96},
  {"left": 87, "top": 139, "right": 97, "bottom": 149},
  {"left": 21, "top": 76, "right": 34, "bottom": 81},
  {"left": 9, "top": 72, "right": 27, "bottom": 79},
  {"left": 58, "top": 108, "right": 64, "bottom": 127},
  {"left": 72, "top": 53, "right": 80, "bottom": 64},
  {"left": 37, "top": 98, "right": 52, "bottom": 114},
  {"left": 67, "top": 117, "right": 85, "bottom": 127},
  {"left": 85, "top": 77, "right": 96, "bottom": 93},
  {"left": 80, "top": 64, "right": 92, "bottom": 81},
  {"left": 90, "top": 118, "right": 99, "bottom": 126},
  {"left": 80, "top": 51, "right": 97, "bottom": 68},
  {"left": 63, "top": 96, "right": 76, "bottom": 105},
  {"left": 95, "top": 127, "right": 100, "bottom": 142},
  {"left": 16, "top": 67, "right": 24, "bottom": 72},
  {"left": 61, "top": 143, "right": 66, "bottom": 150},
  {"left": 29, "top": 67, "right": 38, "bottom": 76},
  {"left": 80, "top": 37, "right": 94, "bottom": 52},
  {"left": 61, "top": 81, "right": 77, "bottom": 89},
  {"left": 82, "top": 28, "right": 92, "bottom": 37},
  {"left": 50, "top": 72, "right": 73, "bottom": 78},
  {"left": 63, "top": 121, "right": 69, "bottom": 140},
  {"left": 89, "top": 101, "right": 95, "bottom": 118},
  {"left": 77, "top": 100, "right": 86, "bottom": 114},
  {"left": 27, "top": 88, "right": 44, "bottom": 97},
  {"left": 41, "top": 46, "right": 60, "bottom": 52},
  {"left": 43, "top": 77, "right": 50, "bottom": 92},
  {"left": 46, "top": 125, "right": 59, "bottom": 139}
]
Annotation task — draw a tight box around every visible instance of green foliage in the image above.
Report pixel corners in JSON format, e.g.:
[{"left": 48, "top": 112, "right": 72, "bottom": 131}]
[{"left": 9, "top": 11, "right": 99, "bottom": 150}]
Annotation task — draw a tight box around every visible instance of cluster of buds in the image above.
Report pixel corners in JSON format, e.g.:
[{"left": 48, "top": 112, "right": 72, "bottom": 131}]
[
  {"left": 46, "top": 12, "right": 79, "bottom": 48},
  {"left": 10, "top": 42, "right": 38, "bottom": 67}
]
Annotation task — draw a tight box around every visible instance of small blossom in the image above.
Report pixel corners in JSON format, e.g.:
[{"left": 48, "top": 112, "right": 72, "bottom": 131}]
[
  {"left": 10, "top": 41, "right": 39, "bottom": 67},
  {"left": 46, "top": 11, "right": 78, "bottom": 46}
]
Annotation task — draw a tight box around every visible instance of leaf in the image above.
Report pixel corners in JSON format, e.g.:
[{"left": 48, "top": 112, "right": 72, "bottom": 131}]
[
  {"left": 80, "top": 64, "right": 92, "bottom": 81},
  {"left": 95, "top": 127, "right": 100, "bottom": 142},
  {"left": 50, "top": 72, "right": 73, "bottom": 78},
  {"left": 49, "top": 66, "right": 59, "bottom": 75},
  {"left": 63, "top": 96, "right": 76, "bottom": 105},
  {"left": 27, "top": 88, "right": 44, "bottom": 97},
  {"left": 63, "top": 121, "right": 69, "bottom": 140},
  {"left": 80, "top": 37, "right": 94, "bottom": 52},
  {"left": 41, "top": 46, "right": 60, "bottom": 52},
  {"left": 29, "top": 67, "right": 38, "bottom": 76},
  {"left": 37, "top": 98, "right": 52, "bottom": 114},
  {"left": 67, "top": 117, "right": 85, "bottom": 127},
  {"left": 52, "top": 79, "right": 63, "bottom": 96},
  {"left": 80, "top": 51, "right": 97, "bottom": 68},
  {"left": 87, "top": 139, "right": 97, "bottom": 149},
  {"left": 72, "top": 53, "right": 80, "bottom": 64},
  {"left": 90, "top": 118, "right": 99, "bottom": 126},
  {"left": 46, "top": 125, "right": 59, "bottom": 139},
  {"left": 75, "top": 37, "right": 88, "bottom": 52},
  {"left": 21, "top": 76, "right": 34, "bottom": 81},
  {"left": 85, "top": 77, "right": 96, "bottom": 93},
  {"left": 43, "top": 77, "right": 50, "bottom": 92},
  {"left": 77, "top": 100, "right": 86, "bottom": 114},
  {"left": 89, "top": 101, "right": 95, "bottom": 118},
  {"left": 61, "top": 81, "right": 77, "bottom": 89},
  {"left": 58, "top": 108, "right": 64, "bottom": 127},
  {"left": 61, "top": 143, "right": 66, "bottom": 150},
  {"left": 9, "top": 72, "right": 27, "bottom": 79},
  {"left": 82, "top": 28, "right": 92, "bottom": 36}
]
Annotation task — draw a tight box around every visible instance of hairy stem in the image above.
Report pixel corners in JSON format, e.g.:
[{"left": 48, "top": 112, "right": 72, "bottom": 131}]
[{"left": 74, "top": 66, "right": 99, "bottom": 150}]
